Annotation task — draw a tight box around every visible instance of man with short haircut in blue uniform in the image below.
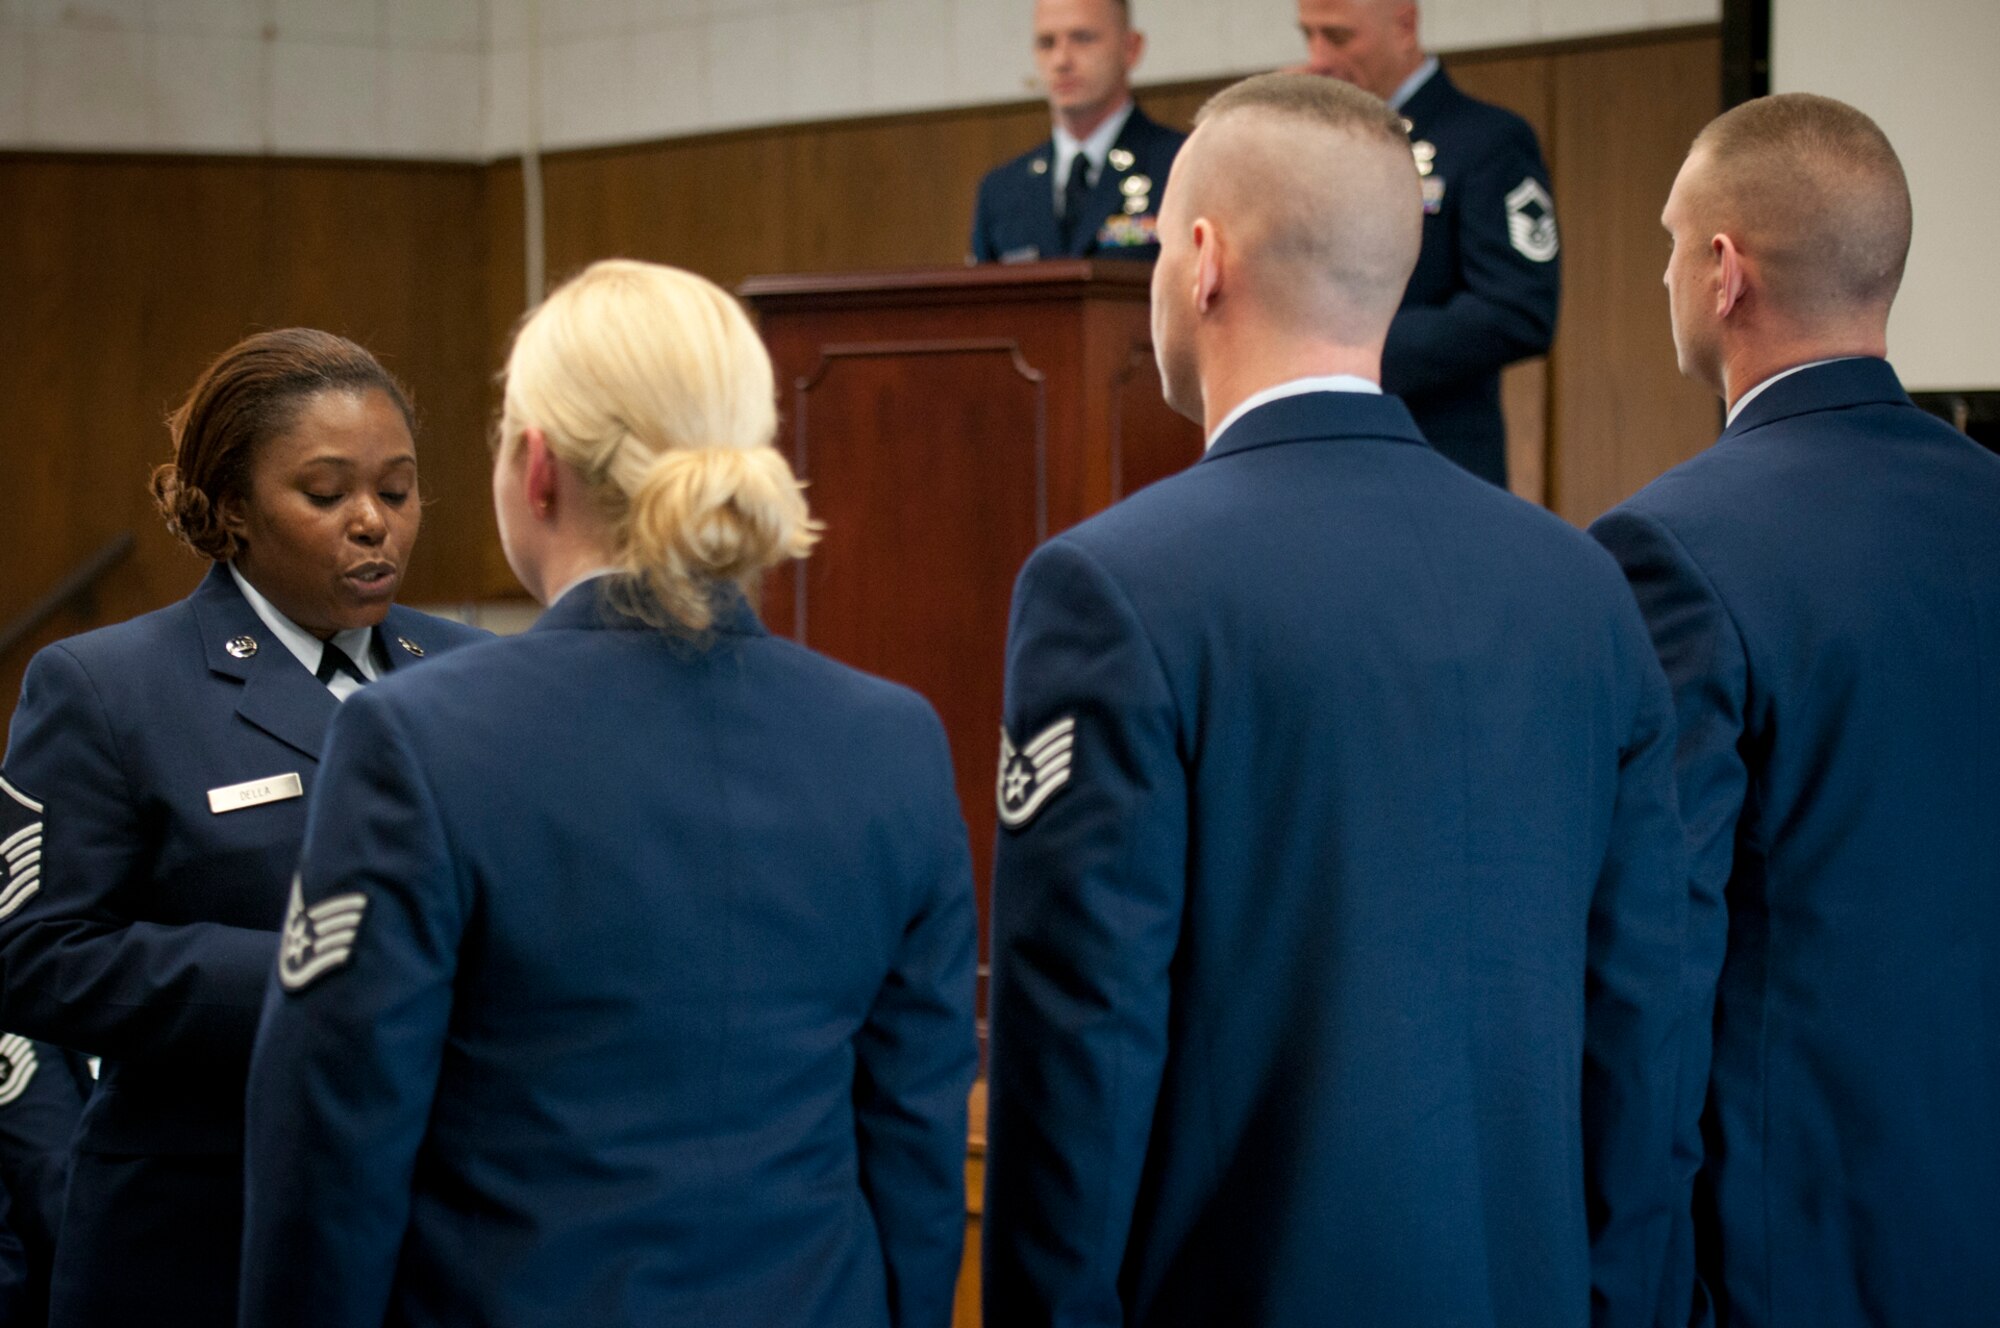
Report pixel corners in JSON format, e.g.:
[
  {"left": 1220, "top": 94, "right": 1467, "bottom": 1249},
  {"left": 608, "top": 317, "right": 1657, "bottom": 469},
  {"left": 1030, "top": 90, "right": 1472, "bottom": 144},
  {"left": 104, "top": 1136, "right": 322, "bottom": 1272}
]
[
  {"left": 1592, "top": 94, "right": 2000, "bottom": 1328},
  {"left": 969, "top": 0, "right": 1184, "bottom": 265},
  {"left": 1297, "top": 0, "right": 1560, "bottom": 488},
  {"left": 984, "top": 72, "right": 1687, "bottom": 1328}
]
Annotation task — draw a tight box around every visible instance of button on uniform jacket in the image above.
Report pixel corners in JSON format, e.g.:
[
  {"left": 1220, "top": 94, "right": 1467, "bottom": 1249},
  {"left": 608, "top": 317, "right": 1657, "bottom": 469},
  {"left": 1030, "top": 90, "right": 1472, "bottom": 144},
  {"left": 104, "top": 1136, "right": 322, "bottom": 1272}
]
[
  {"left": 1591, "top": 358, "right": 2000, "bottom": 1328},
  {"left": 0, "top": 562, "right": 485, "bottom": 1327},
  {"left": 968, "top": 105, "right": 1185, "bottom": 265},
  {"left": 1390, "top": 66, "right": 1562, "bottom": 488},
  {"left": 985, "top": 391, "right": 1689, "bottom": 1327},
  {"left": 239, "top": 582, "right": 978, "bottom": 1328}
]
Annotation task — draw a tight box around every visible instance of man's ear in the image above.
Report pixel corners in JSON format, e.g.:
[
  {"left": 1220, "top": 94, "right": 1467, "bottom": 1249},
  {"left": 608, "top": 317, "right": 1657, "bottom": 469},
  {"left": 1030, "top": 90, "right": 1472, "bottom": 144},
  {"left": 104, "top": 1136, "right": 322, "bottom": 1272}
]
[
  {"left": 1192, "top": 217, "right": 1223, "bottom": 315},
  {"left": 1714, "top": 232, "right": 1748, "bottom": 320}
]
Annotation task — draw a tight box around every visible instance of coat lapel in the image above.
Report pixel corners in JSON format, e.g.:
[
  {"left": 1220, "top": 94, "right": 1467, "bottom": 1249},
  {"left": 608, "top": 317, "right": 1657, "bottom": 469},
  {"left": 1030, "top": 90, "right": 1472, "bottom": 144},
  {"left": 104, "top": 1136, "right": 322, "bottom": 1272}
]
[
  {"left": 190, "top": 564, "right": 337, "bottom": 763},
  {"left": 1025, "top": 147, "right": 1066, "bottom": 259}
]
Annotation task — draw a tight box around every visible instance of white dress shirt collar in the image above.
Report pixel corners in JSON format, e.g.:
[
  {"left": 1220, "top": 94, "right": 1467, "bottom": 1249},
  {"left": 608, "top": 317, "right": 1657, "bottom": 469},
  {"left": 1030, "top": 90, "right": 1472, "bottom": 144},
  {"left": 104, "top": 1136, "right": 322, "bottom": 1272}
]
[
  {"left": 1726, "top": 358, "right": 1853, "bottom": 427},
  {"left": 1389, "top": 56, "right": 1441, "bottom": 113},
  {"left": 1206, "top": 374, "right": 1384, "bottom": 451},
  {"left": 228, "top": 563, "right": 378, "bottom": 701},
  {"left": 1054, "top": 99, "right": 1135, "bottom": 199}
]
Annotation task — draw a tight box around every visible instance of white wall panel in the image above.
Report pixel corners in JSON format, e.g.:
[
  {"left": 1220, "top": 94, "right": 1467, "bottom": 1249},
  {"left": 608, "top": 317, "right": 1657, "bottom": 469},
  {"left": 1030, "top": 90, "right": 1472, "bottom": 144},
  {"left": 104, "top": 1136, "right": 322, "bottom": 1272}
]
[
  {"left": 151, "top": 29, "right": 266, "bottom": 150},
  {"left": 1774, "top": 0, "right": 1999, "bottom": 390},
  {"left": 266, "top": 38, "right": 377, "bottom": 154},
  {"left": 30, "top": 25, "right": 152, "bottom": 149},
  {"left": 0, "top": 0, "right": 1721, "bottom": 160}
]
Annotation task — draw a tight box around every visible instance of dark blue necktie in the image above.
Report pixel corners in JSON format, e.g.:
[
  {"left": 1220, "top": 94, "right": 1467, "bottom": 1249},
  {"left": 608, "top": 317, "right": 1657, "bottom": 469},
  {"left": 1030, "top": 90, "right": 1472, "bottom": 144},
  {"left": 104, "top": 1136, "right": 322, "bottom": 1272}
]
[
  {"left": 1061, "top": 157, "right": 1095, "bottom": 249},
  {"left": 315, "top": 642, "right": 366, "bottom": 686}
]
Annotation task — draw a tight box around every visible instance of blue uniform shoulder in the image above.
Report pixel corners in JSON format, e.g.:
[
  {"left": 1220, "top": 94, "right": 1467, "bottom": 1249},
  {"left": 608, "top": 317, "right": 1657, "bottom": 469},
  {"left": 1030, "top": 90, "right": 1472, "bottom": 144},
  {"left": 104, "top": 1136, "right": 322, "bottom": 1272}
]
[
  {"left": 27, "top": 593, "right": 199, "bottom": 678},
  {"left": 977, "top": 139, "right": 1053, "bottom": 196},
  {"left": 1421, "top": 74, "right": 1540, "bottom": 154}
]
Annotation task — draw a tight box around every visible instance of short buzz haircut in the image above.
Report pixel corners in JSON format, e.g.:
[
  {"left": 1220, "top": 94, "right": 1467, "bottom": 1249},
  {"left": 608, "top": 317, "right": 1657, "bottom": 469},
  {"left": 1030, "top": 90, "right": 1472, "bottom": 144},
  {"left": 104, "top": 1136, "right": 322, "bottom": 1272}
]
[
  {"left": 1185, "top": 73, "right": 1420, "bottom": 335},
  {"left": 1691, "top": 92, "right": 1912, "bottom": 313},
  {"left": 1196, "top": 68, "right": 1408, "bottom": 144}
]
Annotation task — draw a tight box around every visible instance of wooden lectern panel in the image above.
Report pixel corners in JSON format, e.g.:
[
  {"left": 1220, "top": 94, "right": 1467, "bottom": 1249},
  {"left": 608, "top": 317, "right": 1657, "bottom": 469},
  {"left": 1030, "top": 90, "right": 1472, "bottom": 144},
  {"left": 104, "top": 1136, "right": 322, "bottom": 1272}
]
[
  {"left": 746, "top": 263, "right": 1204, "bottom": 1012},
  {"left": 782, "top": 340, "right": 1047, "bottom": 891}
]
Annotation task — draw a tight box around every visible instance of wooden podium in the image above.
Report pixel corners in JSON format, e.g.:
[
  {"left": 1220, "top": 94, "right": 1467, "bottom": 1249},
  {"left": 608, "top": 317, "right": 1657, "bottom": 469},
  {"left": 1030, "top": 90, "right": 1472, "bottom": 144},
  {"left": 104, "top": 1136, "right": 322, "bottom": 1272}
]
[{"left": 741, "top": 261, "right": 1202, "bottom": 996}]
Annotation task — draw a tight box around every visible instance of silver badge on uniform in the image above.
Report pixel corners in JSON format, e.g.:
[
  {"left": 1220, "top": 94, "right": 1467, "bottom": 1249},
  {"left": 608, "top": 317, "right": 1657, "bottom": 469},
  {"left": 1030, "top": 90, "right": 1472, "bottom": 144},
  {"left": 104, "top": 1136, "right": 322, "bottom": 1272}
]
[
  {"left": 397, "top": 636, "right": 425, "bottom": 658},
  {"left": 997, "top": 716, "right": 1076, "bottom": 829},
  {"left": 0, "top": 776, "right": 44, "bottom": 924},
  {"left": 1108, "top": 148, "right": 1135, "bottom": 172},
  {"left": 278, "top": 876, "right": 370, "bottom": 992},
  {"left": 225, "top": 635, "right": 259, "bottom": 659},
  {"left": 0, "top": 1033, "right": 37, "bottom": 1106},
  {"left": 1505, "top": 177, "right": 1559, "bottom": 263}
]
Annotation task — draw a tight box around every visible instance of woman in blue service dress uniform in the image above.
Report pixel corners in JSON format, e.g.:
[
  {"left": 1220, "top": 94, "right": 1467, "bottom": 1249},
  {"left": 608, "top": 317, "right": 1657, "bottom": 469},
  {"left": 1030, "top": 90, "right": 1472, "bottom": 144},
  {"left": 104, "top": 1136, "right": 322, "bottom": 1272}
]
[
  {"left": 0, "top": 328, "right": 486, "bottom": 1326},
  {"left": 237, "top": 260, "right": 980, "bottom": 1328}
]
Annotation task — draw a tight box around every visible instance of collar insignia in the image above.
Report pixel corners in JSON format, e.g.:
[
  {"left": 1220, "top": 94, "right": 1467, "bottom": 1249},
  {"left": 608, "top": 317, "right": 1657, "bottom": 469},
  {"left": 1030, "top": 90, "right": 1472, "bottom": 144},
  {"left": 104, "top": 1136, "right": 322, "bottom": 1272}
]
[{"left": 225, "top": 634, "right": 259, "bottom": 659}]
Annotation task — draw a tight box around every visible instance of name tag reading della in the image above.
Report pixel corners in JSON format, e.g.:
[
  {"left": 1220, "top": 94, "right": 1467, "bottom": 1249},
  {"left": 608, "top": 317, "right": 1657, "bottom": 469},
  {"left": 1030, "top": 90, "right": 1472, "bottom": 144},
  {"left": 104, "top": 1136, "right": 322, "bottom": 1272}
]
[{"left": 207, "top": 773, "right": 304, "bottom": 815}]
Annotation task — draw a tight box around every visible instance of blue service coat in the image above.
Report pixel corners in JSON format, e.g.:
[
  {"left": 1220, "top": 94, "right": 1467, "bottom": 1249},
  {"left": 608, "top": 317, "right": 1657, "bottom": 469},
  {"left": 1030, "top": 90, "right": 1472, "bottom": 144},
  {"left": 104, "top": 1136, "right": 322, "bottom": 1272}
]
[
  {"left": 984, "top": 390, "right": 1689, "bottom": 1327},
  {"left": 239, "top": 581, "right": 978, "bottom": 1328},
  {"left": 0, "top": 1032, "right": 91, "bottom": 1327},
  {"left": 1590, "top": 358, "right": 2000, "bottom": 1328},
  {"left": 969, "top": 105, "right": 1185, "bottom": 264},
  {"left": 0, "top": 561, "right": 484, "bottom": 1327},
  {"left": 1389, "top": 66, "right": 1561, "bottom": 487}
]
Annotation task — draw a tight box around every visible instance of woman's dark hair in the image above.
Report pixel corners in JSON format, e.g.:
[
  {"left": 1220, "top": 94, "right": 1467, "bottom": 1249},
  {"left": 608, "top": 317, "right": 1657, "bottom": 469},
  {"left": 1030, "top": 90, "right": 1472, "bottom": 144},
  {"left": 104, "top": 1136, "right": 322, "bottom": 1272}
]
[{"left": 150, "top": 328, "right": 417, "bottom": 560}]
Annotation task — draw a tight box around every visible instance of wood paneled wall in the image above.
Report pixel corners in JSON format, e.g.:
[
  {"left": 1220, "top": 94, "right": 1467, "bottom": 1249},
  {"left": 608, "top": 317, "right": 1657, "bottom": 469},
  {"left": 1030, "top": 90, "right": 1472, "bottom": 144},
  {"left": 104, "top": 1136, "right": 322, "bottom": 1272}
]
[
  {"left": 497, "top": 25, "right": 1721, "bottom": 527},
  {"left": 7, "top": 25, "right": 1721, "bottom": 735},
  {"left": 0, "top": 154, "right": 496, "bottom": 725}
]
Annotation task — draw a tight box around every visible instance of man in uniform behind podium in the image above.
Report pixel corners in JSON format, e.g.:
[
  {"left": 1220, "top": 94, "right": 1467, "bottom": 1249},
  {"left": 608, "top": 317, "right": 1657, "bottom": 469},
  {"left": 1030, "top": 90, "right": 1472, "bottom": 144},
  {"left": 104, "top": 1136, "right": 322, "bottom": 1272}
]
[
  {"left": 969, "top": 0, "right": 1185, "bottom": 265},
  {"left": 1297, "top": 0, "right": 1560, "bottom": 487}
]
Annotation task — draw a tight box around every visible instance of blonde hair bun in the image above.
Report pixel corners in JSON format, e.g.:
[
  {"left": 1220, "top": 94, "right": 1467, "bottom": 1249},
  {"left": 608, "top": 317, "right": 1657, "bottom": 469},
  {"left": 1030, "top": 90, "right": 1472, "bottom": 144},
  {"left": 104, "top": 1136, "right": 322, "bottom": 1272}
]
[
  {"left": 628, "top": 446, "right": 819, "bottom": 629},
  {"left": 501, "top": 259, "right": 823, "bottom": 632}
]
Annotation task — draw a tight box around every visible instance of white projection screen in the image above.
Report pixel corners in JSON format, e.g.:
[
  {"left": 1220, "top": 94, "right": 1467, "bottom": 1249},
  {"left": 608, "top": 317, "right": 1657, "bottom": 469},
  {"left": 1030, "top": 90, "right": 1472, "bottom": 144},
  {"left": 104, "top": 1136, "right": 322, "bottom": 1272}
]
[{"left": 1772, "top": 0, "right": 2000, "bottom": 391}]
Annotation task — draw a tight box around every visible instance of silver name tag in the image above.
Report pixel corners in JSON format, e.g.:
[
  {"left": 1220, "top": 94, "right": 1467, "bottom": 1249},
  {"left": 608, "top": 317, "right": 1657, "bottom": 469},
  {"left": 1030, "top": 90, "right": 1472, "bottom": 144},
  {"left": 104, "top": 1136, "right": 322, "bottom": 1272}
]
[{"left": 207, "top": 773, "right": 303, "bottom": 815}]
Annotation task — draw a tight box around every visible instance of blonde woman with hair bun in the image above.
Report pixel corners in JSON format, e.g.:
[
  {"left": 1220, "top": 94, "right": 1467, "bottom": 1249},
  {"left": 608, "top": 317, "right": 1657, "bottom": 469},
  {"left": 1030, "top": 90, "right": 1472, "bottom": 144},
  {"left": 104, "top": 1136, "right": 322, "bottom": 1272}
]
[
  {"left": 239, "top": 259, "right": 978, "bottom": 1328},
  {"left": 496, "top": 257, "right": 820, "bottom": 631}
]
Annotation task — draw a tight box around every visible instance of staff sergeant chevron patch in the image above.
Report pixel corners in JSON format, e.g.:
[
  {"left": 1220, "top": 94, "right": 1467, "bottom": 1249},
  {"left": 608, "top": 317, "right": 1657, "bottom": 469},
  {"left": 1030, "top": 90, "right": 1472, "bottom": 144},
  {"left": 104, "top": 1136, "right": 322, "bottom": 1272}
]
[
  {"left": 279, "top": 876, "right": 370, "bottom": 992},
  {"left": 0, "top": 1033, "right": 37, "bottom": 1106},
  {"left": 997, "top": 716, "right": 1076, "bottom": 829},
  {"left": 0, "top": 776, "right": 44, "bottom": 924}
]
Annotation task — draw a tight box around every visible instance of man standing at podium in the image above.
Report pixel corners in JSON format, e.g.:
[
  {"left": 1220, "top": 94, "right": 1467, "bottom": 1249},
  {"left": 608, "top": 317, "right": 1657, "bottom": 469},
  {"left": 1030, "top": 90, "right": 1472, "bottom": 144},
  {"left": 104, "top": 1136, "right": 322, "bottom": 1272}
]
[
  {"left": 969, "top": 0, "right": 1185, "bottom": 265},
  {"left": 1296, "top": 0, "right": 1560, "bottom": 487},
  {"left": 985, "top": 73, "right": 1683, "bottom": 1326}
]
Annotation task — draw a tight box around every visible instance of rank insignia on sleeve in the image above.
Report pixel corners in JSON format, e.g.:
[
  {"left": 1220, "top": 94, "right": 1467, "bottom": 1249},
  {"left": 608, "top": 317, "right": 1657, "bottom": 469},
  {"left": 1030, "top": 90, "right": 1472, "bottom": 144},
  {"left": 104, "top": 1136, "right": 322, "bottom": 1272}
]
[
  {"left": 0, "top": 1033, "right": 37, "bottom": 1106},
  {"left": 0, "top": 776, "right": 44, "bottom": 924},
  {"left": 997, "top": 716, "right": 1076, "bottom": 829},
  {"left": 279, "top": 875, "right": 370, "bottom": 992},
  {"left": 1505, "top": 177, "right": 1560, "bottom": 262}
]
